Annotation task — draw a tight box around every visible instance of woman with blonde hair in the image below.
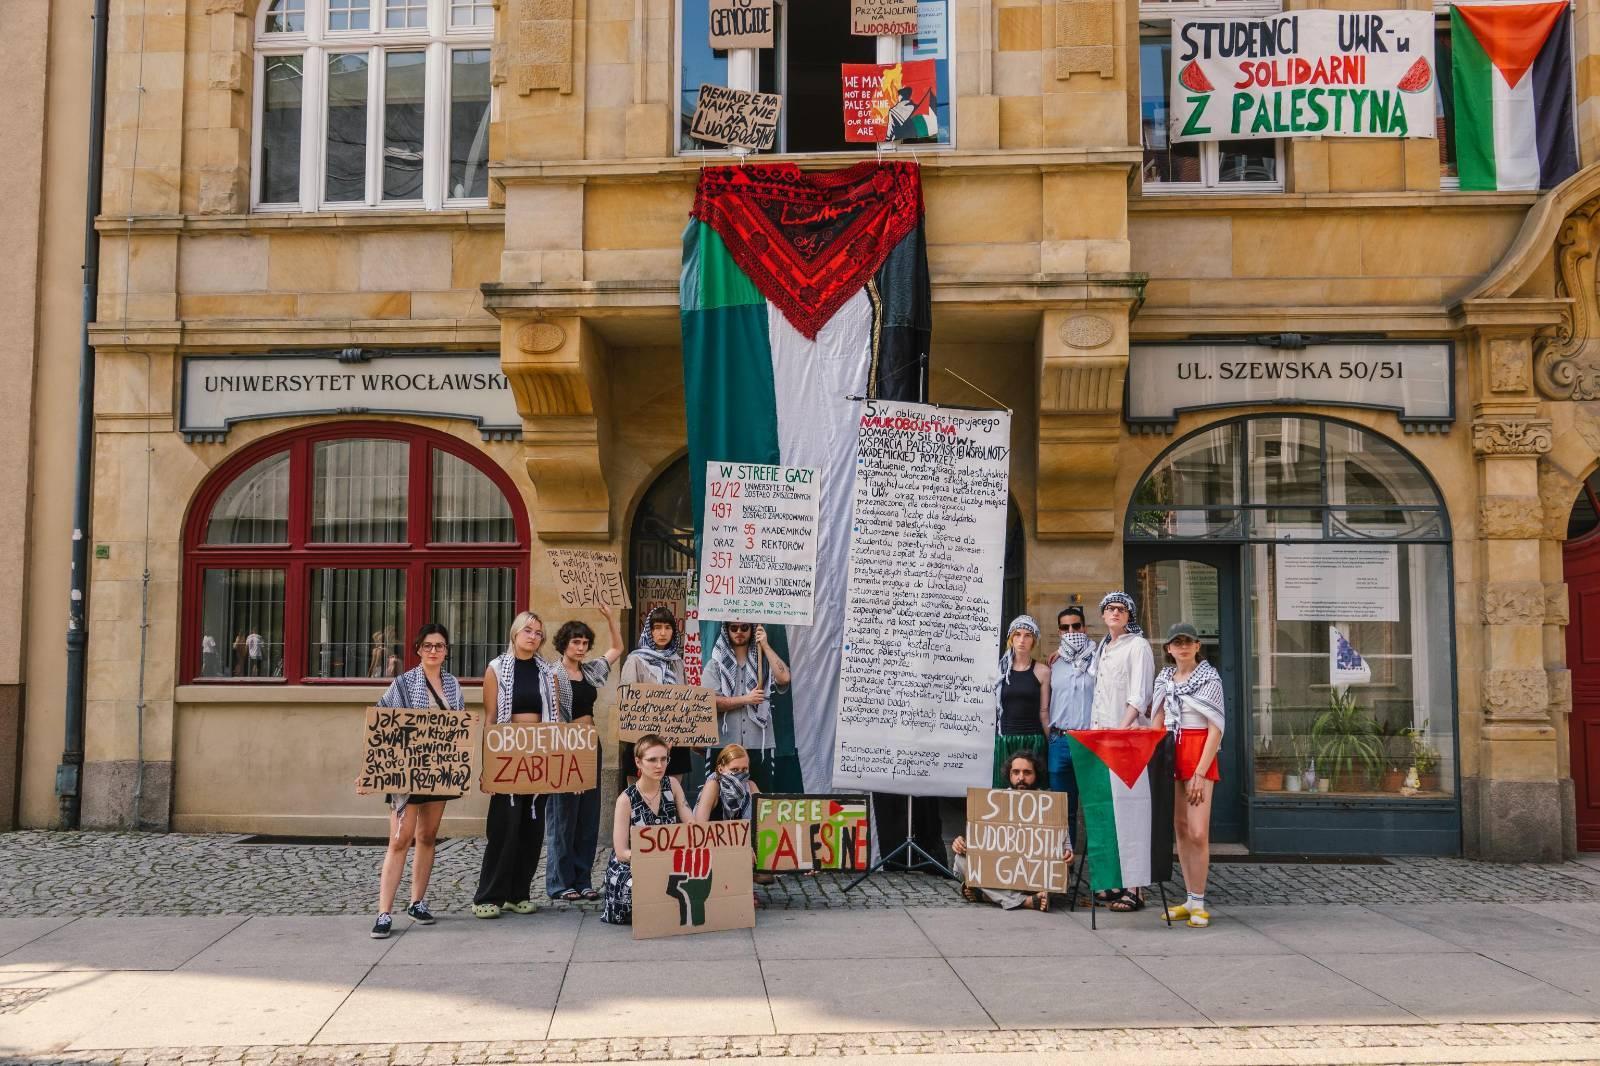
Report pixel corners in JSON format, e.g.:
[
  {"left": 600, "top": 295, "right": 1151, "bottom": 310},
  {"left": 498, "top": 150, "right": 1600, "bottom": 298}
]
[
  {"left": 600, "top": 733, "right": 695, "bottom": 925},
  {"left": 993, "top": 615, "right": 1051, "bottom": 788},
  {"left": 695, "top": 743, "right": 774, "bottom": 888}
]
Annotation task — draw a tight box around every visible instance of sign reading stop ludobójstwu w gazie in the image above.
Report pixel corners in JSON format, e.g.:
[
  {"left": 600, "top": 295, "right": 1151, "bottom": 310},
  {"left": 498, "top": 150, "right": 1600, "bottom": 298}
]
[{"left": 1169, "top": 10, "right": 1435, "bottom": 142}]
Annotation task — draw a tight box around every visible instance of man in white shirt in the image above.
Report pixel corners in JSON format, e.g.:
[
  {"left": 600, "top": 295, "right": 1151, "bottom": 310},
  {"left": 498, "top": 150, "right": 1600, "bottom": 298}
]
[
  {"left": 246, "top": 631, "right": 265, "bottom": 676},
  {"left": 1089, "top": 591, "right": 1154, "bottom": 729}
]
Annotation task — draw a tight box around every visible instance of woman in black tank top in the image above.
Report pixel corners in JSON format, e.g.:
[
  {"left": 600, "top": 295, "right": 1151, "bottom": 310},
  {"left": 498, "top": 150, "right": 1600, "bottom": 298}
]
[{"left": 993, "top": 615, "right": 1051, "bottom": 787}]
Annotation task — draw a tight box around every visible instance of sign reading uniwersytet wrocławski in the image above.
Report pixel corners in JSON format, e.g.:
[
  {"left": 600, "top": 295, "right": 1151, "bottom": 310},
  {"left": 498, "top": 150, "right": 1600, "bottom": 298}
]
[
  {"left": 180, "top": 351, "right": 520, "bottom": 441},
  {"left": 1169, "top": 10, "right": 1436, "bottom": 141},
  {"left": 1126, "top": 342, "right": 1452, "bottom": 427}
]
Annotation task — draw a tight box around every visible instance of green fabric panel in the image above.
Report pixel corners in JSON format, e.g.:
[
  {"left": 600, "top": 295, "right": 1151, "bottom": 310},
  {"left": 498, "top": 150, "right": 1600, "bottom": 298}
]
[
  {"left": 1452, "top": 8, "right": 1499, "bottom": 192},
  {"left": 681, "top": 221, "right": 765, "bottom": 313},
  {"left": 1069, "top": 737, "right": 1125, "bottom": 896}
]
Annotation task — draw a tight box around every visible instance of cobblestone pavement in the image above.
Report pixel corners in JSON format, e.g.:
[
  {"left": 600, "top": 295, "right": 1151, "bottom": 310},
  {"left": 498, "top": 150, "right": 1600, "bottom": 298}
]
[
  {"left": 6, "top": 830, "right": 1600, "bottom": 917},
  {"left": 6, "top": 1023, "right": 1600, "bottom": 1066}
]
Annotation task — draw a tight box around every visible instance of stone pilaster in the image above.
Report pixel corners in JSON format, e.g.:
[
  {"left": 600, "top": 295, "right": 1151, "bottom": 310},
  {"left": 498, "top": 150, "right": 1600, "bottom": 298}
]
[{"left": 1035, "top": 306, "right": 1132, "bottom": 540}]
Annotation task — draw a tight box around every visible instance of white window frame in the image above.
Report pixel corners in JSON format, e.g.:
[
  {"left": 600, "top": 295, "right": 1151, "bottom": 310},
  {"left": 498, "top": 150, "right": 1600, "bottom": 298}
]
[
  {"left": 1139, "top": 0, "right": 1285, "bottom": 193},
  {"left": 252, "top": 0, "right": 492, "bottom": 212}
]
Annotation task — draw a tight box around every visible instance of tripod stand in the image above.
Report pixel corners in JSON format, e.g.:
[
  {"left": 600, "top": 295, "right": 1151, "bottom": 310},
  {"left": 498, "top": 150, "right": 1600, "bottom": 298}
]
[{"left": 843, "top": 796, "right": 952, "bottom": 892}]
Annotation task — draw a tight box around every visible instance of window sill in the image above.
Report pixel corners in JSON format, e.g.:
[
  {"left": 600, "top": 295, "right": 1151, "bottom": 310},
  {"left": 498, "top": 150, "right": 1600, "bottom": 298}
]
[
  {"left": 95, "top": 206, "right": 504, "bottom": 235},
  {"left": 1131, "top": 189, "right": 1539, "bottom": 211},
  {"left": 176, "top": 683, "right": 486, "bottom": 705}
]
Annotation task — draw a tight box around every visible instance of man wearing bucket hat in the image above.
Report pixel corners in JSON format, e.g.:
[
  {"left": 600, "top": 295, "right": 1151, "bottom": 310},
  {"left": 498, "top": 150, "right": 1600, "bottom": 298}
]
[{"left": 1150, "top": 621, "right": 1225, "bottom": 928}]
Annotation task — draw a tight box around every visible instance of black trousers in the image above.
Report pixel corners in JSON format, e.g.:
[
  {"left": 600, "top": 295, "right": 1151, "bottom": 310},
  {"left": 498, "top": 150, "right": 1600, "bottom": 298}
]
[{"left": 475, "top": 793, "right": 546, "bottom": 905}]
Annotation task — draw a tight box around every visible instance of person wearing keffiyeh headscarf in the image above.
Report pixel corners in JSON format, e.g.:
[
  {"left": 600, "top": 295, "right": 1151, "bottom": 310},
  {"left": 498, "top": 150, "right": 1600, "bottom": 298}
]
[
  {"left": 1089, "top": 591, "right": 1155, "bottom": 730},
  {"left": 708, "top": 621, "right": 791, "bottom": 792},
  {"left": 991, "top": 614, "right": 1051, "bottom": 788},
  {"left": 619, "top": 606, "right": 691, "bottom": 787}
]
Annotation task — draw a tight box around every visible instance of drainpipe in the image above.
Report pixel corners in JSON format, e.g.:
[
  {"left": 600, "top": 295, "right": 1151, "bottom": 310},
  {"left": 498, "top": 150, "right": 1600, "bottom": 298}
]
[{"left": 59, "top": 0, "right": 111, "bottom": 829}]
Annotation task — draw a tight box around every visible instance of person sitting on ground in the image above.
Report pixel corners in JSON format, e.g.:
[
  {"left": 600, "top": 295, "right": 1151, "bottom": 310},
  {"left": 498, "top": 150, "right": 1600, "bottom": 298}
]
[
  {"left": 600, "top": 733, "right": 696, "bottom": 925},
  {"left": 694, "top": 743, "right": 775, "bottom": 886},
  {"left": 951, "top": 749, "right": 1072, "bottom": 912}
]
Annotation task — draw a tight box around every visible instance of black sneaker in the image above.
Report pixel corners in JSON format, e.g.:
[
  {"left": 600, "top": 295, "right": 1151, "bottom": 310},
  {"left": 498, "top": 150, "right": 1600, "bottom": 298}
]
[
  {"left": 405, "top": 901, "right": 436, "bottom": 925},
  {"left": 370, "top": 913, "right": 393, "bottom": 939}
]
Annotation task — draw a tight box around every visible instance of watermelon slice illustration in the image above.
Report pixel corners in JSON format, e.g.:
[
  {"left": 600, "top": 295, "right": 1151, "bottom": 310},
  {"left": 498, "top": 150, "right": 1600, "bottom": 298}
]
[
  {"left": 1396, "top": 56, "right": 1431, "bottom": 93},
  {"left": 1178, "top": 60, "right": 1214, "bottom": 93}
]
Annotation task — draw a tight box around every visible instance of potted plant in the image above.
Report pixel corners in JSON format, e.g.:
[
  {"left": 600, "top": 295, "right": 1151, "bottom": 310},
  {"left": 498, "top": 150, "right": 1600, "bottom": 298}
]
[
  {"left": 1312, "top": 690, "right": 1382, "bottom": 793},
  {"left": 1377, "top": 719, "right": 1409, "bottom": 792},
  {"left": 1254, "top": 736, "right": 1284, "bottom": 792},
  {"left": 1411, "top": 725, "right": 1441, "bottom": 792},
  {"left": 1283, "top": 727, "right": 1305, "bottom": 792}
]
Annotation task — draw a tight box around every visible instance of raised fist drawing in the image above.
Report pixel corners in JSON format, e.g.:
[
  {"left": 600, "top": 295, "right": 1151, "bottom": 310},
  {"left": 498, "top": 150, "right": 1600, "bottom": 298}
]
[{"left": 665, "top": 847, "right": 713, "bottom": 927}]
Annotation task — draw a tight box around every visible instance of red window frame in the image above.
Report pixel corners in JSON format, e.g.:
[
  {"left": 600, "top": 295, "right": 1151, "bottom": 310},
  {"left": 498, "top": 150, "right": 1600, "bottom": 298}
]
[{"left": 181, "top": 421, "right": 530, "bottom": 685}]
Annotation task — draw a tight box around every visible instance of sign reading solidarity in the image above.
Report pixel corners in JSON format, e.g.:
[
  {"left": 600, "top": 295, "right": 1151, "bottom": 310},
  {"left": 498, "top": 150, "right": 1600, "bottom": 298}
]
[
  {"left": 355, "top": 707, "right": 474, "bottom": 797},
  {"left": 699, "top": 461, "right": 820, "bottom": 625},
  {"left": 963, "top": 787, "right": 1073, "bottom": 894},
  {"left": 617, "top": 683, "right": 719, "bottom": 747},
  {"left": 708, "top": 0, "right": 773, "bottom": 49},
  {"left": 689, "top": 85, "right": 782, "bottom": 151},
  {"left": 480, "top": 721, "right": 598, "bottom": 795},
  {"left": 754, "top": 794, "right": 871, "bottom": 873},
  {"left": 631, "top": 821, "right": 756, "bottom": 939},
  {"left": 546, "top": 549, "right": 630, "bottom": 609}
]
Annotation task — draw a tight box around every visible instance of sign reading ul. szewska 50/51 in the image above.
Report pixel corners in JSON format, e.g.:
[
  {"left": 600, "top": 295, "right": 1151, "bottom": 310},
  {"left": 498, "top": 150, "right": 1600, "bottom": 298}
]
[{"left": 1169, "top": 11, "right": 1435, "bottom": 141}]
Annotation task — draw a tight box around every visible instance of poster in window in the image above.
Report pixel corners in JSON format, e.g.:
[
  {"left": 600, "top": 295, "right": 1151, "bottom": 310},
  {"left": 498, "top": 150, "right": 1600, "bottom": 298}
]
[
  {"left": 707, "top": 0, "right": 773, "bottom": 50},
  {"left": 1275, "top": 544, "right": 1399, "bottom": 621},
  {"left": 841, "top": 60, "right": 938, "bottom": 143},
  {"left": 689, "top": 85, "right": 782, "bottom": 151},
  {"left": 902, "top": 1, "right": 947, "bottom": 61}
]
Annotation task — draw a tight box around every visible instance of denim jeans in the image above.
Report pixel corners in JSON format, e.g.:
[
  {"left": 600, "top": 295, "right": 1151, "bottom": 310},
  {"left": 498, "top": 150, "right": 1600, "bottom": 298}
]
[
  {"left": 1047, "top": 734, "right": 1080, "bottom": 827},
  {"left": 544, "top": 745, "right": 603, "bottom": 898}
]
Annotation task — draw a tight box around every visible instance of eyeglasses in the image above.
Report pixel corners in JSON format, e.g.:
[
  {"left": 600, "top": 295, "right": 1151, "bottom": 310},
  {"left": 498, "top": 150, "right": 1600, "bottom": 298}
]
[
  {"left": 1059, "top": 622, "right": 1083, "bottom": 631},
  {"left": 419, "top": 643, "right": 448, "bottom": 652}
]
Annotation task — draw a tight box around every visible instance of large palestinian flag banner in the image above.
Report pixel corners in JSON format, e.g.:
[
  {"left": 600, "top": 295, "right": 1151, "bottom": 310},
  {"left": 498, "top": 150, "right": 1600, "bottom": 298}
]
[
  {"left": 681, "top": 161, "right": 931, "bottom": 794},
  {"left": 1067, "top": 729, "right": 1176, "bottom": 894},
  {"left": 1451, "top": 1, "right": 1578, "bottom": 191}
]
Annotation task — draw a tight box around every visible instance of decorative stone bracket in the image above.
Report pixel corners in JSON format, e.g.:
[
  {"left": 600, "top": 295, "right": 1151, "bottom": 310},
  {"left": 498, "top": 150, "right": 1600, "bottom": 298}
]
[
  {"left": 1037, "top": 307, "right": 1132, "bottom": 539},
  {"left": 1472, "top": 417, "right": 1553, "bottom": 456}
]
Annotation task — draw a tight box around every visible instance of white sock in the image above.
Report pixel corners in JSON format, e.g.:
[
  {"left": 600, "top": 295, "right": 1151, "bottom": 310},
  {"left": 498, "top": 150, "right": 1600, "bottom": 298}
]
[{"left": 1186, "top": 893, "right": 1205, "bottom": 911}]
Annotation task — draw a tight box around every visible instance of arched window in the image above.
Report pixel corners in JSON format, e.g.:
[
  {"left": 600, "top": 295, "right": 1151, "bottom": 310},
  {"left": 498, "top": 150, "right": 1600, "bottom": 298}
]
[{"left": 184, "top": 422, "right": 529, "bottom": 684}]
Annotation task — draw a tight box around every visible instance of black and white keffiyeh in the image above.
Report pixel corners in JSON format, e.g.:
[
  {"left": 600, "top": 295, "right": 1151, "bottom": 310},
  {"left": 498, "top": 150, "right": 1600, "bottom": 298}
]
[
  {"left": 377, "top": 666, "right": 465, "bottom": 815},
  {"left": 1097, "top": 591, "right": 1143, "bottom": 637},
  {"left": 1155, "top": 660, "right": 1226, "bottom": 734},
  {"left": 631, "top": 620, "right": 683, "bottom": 683},
  {"left": 995, "top": 615, "right": 1040, "bottom": 732},
  {"left": 709, "top": 624, "right": 770, "bottom": 733}
]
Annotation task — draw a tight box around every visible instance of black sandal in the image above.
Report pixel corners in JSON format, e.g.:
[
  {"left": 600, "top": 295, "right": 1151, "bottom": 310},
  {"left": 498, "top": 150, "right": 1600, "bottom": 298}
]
[
  {"left": 1108, "top": 889, "right": 1144, "bottom": 912},
  {"left": 1023, "top": 893, "right": 1051, "bottom": 912}
]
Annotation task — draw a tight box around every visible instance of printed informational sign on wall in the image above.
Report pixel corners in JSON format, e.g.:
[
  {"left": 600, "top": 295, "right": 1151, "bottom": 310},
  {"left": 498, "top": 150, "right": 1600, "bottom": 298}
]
[
  {"left": 631, "top": 821, "right": 756, "bottom": 939},
  {"left": 1169, "top": 10, "right": 1437, "bottom": 141},
  {"left": 841, "top": 60, "right": 938, "bottom": 142},
  {"left": 547, "top": 549, "right": 630, "bottom": 609},
  {"left": 708, "top": 0, "right": 773, "bottom": 49},
  {"left": 1276, "top": 544, "right": 1400, "bottom": 621},
  {"left": 480, "top": 721, "right": 598, "bottom": 795},
  {"left": 355, "top": 707, "right": 474, "bottom": 797},
  {"left": 689, "top": 85, "right": 782, "bottom": 151},
  {"left": 754, "top": 794, "right": 871, "bottom": 873},
  {"left": 851, "top": 0, "right": 918, "bottom": 36},
  {"left": 698, "top": 462, "right": 820, "bottom": 625},
  {"left": 902, "top": 0, "right": 947, "bottom": 60},
  {"left": 617, "top": 683, "right": 719, "bottom": 747},
  {"left": 964, "top": 787, "right": 1073, "bottom": 894},
  {"left": 832, "top": 400, "right": 1011, "bottom": 797}
]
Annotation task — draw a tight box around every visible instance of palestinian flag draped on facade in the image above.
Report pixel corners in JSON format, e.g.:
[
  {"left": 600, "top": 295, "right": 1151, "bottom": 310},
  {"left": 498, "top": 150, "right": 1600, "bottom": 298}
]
[
  {"left": 1068, "top": 729, "right": 1176, "bottom": 894},
  {"left": 1451, "top": 1, "right": 1578, "bottom": 191},
  {"left": 680, "top": 161, "right": 931, "bottom": 794}
]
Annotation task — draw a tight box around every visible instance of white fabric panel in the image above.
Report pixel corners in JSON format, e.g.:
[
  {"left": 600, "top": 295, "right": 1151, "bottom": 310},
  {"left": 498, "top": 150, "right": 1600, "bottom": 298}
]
[
  {"left": 1110, "top": 767, "right": 1154, "bottom": 889},
  {"left": 1493, "top": 68, "right": 1540, "bottom": 191},
  {"left": 769, "top": 291, "right": 872, "bottom": 792}
]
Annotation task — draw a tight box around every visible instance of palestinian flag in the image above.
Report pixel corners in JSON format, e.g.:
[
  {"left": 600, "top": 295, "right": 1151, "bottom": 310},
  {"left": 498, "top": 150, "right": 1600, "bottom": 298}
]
[
  {"left": 1451, "top": 1, "right": 1578, "bottom": 191},
  {"left": 680, "top": 161, "right": 931, "bottom": 794},
  {"left": 1067, "top": 730, "right": 1176, "bottom": 895}
]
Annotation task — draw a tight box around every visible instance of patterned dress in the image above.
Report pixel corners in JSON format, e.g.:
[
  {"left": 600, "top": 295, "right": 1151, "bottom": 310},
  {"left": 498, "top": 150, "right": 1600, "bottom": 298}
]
[{"left": 599, "top": 782, "right": 680, "bottom": 925}]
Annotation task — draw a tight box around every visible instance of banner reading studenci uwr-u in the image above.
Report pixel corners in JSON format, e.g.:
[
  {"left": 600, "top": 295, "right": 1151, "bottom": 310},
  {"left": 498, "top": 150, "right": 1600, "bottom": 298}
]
[{"left": 1169, "top": 10, "right": 1436, "bottom": 142}]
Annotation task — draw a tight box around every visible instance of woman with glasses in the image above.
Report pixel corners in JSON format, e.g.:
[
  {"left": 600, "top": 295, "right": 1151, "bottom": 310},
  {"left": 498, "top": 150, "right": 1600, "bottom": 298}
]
[
  {"left": 993, "top": 615, "right": 1052, "bottom": 788},
  {"left": 370, "top": 623, "right": 465, "bottom": 939},
  {"left": 601, "top": 732, "right": 695, "bottom": 925}
]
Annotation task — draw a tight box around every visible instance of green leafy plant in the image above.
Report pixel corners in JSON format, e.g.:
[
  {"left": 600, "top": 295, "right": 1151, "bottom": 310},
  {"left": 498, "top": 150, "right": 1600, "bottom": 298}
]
[
  {"left": 1409, "top": 720, "right": 1440, "bottom": 776},
  {"left": 1376, "top": 718, "right": 1412, "bottom": 773},
  {"left": 1312, "top": 690, "right": 1383, "bottom": 788}
]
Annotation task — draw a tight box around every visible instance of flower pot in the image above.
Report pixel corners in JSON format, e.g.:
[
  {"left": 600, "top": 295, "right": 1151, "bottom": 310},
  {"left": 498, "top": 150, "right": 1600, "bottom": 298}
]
[
  {"left": 1316, "top": 778, "right": 1331, "bottom": 793},
  {"left": 1381, "top": 769, "right": 1405, "bottom": 792},
  {"left": 1419, "top": 772, "right": 1440, "bottom": 793},
  {"left": 1284, "top": 773, "right": 1302, "bottom": 792},
  {"left": 1255, "top": 769, "right": 1284, "bottom": 792},
  {"left": 1332, "top": 772, "right": 1368, "bottom": 794}
]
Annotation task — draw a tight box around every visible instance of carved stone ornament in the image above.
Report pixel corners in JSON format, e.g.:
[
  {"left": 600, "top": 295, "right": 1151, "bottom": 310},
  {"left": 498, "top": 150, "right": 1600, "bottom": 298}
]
[
  {"left": 516, "top": 321, "right": 566, "bottom": 354},
  {"left": 1481, "top": 582, "right": 1548, "bottom": 625},
  {"left": 1547, "top": 582, "right": 1571, "bottom": 626},
  {"left": 1472, "top": 418, "right": 1554, "bottom": 456},
  {"left": 1489, "top": 337, "right": 1531, "bottom": 394},
  {"left": 1482, "top": 668, "right": 1550, "bottom": 722},
  {"left": 1535, "top": 196, "right": 1600, "bottom": 400},
  {"left": 1060, "top": 314, "right": 1114, "bottom": 350},
  {"left": 1479, "top": 495, "right": 1545, "bottom": 539}
]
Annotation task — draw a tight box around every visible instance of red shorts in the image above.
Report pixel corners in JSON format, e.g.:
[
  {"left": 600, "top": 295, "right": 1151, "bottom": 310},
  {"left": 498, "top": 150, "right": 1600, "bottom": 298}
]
[{"left": 1176, "top": 728, "right": 1220, "bottom": 782}]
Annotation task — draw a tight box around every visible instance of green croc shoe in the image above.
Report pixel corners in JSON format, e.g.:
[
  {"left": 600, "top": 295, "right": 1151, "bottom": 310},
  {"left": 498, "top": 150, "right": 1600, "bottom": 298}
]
[
  {"left": 472, "top": 903, "right": 501, "bottom": 919},
  {"left": 503, "top": 899, "right": 536, "bottom": 914}
]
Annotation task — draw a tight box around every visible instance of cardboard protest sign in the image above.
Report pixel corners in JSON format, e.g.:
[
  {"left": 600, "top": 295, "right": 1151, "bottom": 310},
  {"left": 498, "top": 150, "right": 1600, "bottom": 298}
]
[
  {"left": 682, "top": 570, "right": 703, "bottom": 686},
  {"left": 708, "top": 0, "right": 773, "bottom": 49},
  {"left": 617, "top": 683, "right": 719, "bottom": 746},
  {"left": 851, "top": 0, "right": 917, "bottom": 36},
  {"left": 841, "top": 60, "right": 938, "bottom": 143},
  {"left": 636, "top": 574, "right": 688, "bottom": 625},
  {"left": 699, "top": 462, "right": 820, "bottom": 625},
  {"left": 355, "top": 706, "right": 474, "bottom": 797},
  {"left": 963, "top": 787, "right": 1072, "bottom": 894},
  {"left": 1169, "top": 10, "right": 1435, "bottom": 141},
  {"left": 481, "top": 721, "right": 598, "bottom": 795},
  {"left": 754, "top": 794, "right": 871, "bottom": 873},
  {"left": 546, "top": 548, "right": 630, "bottom": 609},
  {"left": 689, "top": 84, "right": 782, "bottom": 151},
  {"left": 631, "top": 821, "right": 756, "bottom": 939}
]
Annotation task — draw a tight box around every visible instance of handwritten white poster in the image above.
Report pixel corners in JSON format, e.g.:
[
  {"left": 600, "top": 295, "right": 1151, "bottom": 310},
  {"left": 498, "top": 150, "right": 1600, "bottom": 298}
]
[
  {"left": 1276, "top": 543, "right": 1399, "bottom": 621},
  {"left": 699, "top": 462, "right": 820, "bottom": 625},
  {"left": 832, "top": 400, "right": 1011, "bottom": 797}
]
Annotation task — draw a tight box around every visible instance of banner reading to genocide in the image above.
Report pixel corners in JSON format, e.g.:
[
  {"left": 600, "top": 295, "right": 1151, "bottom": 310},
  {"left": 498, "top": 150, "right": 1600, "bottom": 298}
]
[
  {"left": 754, "top": 793, "right": 871, "bottom": 873},
  {"left": 631, "top": 821, "right": 756, "bottom": 939},
  {"left": 354, "top": 707, "right": 473, "bottom": 797},
  {"left": 832, "top": 400, "right": 1011, "bottom": 797},
  {"left": 699, "top": 462, "right": 820, "bottom": 625},
  {"left": 480, "top": 721, "right": 598, "bottom": 795},
  {"left": 1169, "top": 10, "right": 1436, "bottom": 141}
]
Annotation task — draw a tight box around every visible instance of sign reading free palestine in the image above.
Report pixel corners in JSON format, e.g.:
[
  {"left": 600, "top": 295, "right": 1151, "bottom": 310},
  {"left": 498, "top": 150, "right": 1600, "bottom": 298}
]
[{"left": 1169, "top": 10, "right": 1436, "bottom": 141}]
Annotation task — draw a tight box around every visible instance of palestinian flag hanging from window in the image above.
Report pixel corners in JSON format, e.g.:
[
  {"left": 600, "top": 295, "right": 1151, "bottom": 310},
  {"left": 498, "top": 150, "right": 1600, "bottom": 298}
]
[
  {"left": 680, "top": 161, "right": 931, "bottom": 793},
  {"left": 1067, "top": 729, "right": 1176, "bottom": 895},
  {"left": 1451, "top": 1, "right": 1578, "bottom": 191}
]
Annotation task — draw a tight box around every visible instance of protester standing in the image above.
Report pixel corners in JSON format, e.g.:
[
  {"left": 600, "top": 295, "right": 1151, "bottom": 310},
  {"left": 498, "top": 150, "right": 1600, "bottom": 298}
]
[
  {"left": 544, "top": 604, "right": 624, "bottom": 902},
  {"left": 993, "top": 615, "right": 1050, "bottom": 788},
  {"left": 619, "top": 606, "right": 691, "bottom": 790},
  {"left": 709, "top": 622, "right": 791, "bottom": 791},
  {"left": 601, "top": 733, "right": 695, "bottom": 925},
  {"left": 952, "top": 749, "right": 1070, "bottom": 911},
  {"left": 1047, "top": 606, "right": 1095, "bottom": 817},
  {"left": 1090, "top": 590, "right": 1155, "bottom": 911},
  {"left": 370, "top": 623, "right": 465, "bottom": 938},
  {"left": 1150, "top": 622, "right": 1224, "bottom": 928}
]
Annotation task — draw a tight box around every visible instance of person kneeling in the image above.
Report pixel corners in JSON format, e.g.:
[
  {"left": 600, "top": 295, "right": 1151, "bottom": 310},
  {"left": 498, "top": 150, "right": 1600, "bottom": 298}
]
[{"left": 950, "top": 749, "right": 1072, "bottom": 912}]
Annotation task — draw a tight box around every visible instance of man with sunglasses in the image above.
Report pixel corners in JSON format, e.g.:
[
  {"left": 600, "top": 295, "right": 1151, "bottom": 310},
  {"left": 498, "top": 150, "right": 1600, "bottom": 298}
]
[
  {"left": 1046, "top": 606, "right": 1095, "bottom": 820},
  {"left": 708, "top": 620, "right": 791, "bottom": 790}
]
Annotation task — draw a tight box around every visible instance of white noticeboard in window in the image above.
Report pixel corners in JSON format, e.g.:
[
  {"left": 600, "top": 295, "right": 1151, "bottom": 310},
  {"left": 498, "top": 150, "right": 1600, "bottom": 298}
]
[{"left": 1275, "top": 544, "right": 1399, "bottom": 622}]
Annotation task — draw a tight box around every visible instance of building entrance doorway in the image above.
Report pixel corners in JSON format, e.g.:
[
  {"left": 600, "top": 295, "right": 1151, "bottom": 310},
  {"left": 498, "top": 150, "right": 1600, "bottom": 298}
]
[{"left": 1563, "top": 473, "right": 1600, "bottom": 850}]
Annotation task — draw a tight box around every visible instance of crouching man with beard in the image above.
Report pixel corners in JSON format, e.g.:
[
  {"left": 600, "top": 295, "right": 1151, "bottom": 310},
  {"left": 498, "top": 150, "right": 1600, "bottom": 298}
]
[{"left": 951, "top": 749, "right": 1073, "bottom": 912}]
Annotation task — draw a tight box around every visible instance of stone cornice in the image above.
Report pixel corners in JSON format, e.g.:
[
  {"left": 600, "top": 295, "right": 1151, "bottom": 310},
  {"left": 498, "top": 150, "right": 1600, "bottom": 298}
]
[
  {"left": 490, "top": 149, "right": 1144, "bottom": 185},
  {"left": 94, "top": 209, "right": 506, "bottom": 236},
  {"left": 1132, "top": 191, "right": 1538, "bottom": 213},
  {"left": 88, "top": 318, "right": 498, "bottom": 352}
]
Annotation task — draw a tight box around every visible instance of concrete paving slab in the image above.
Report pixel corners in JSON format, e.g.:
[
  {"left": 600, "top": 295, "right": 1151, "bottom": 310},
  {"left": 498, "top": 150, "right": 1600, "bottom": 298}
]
[
  {"left": 65, "top": 964, "right": 371, "bottom": 1051},
  {"left": 184, "top": 916, "right": 399, "bottom": 969},
  {"left": 314, "top": 962, "right": 565, "bottom": 1044},
  {"left": 1228, "top": 904, "right": 1467, "bottom": 955},
  {"left": 1371, "top": 903, "right": 1600, "bottom": 953},
  {"left": 0, "top": 971, "right": 145, "bottom": 1055},
  {"left": 0, "top": 917, "right": 246, "bottom": 972},
  {"left": 1515, "top": 901, "right": 1600, "bottom": 934},
  {"left": 948, "top": 955, "right": 1209, "bottom": 1029},
  {"left": 0, "top": 918, "right": 76, "bottom": 957},
  {"left": 547, "top": 959, "right": 772, "bottom": 1038},
  {"left": 1135, "top": 953, "right": 1414, "bottom": 1026},
  {"left": 761, "top": 957, "right": 993, "bottom": 1034},
  {"left": 1315, "top": 950, "right": 1600, "bottom": 1023},
  {"left": 754, "top": 909, "right": 940, "bottom": 961},
  {"left": 570, "top": 912, "right": 755, "bottom": 962},
  {"left": 378, "top": 910, "right": 580, "bottom": 966},
  {"left": 908, "top": 906, "right": 1117, "bottom": 958},
  {"left": 1490, "top": 948, "right": 1600, "bottom": 1003},
  {"left": 1071, "top": 908, "right": 1294, "bottom": 956}
]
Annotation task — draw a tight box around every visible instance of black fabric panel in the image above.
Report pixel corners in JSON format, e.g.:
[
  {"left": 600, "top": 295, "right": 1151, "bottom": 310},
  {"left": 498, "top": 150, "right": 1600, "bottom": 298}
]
[
  {"left": 1532, "top": 6, "right": 1579, "bottom": 190},
  {"left": 1149, "top": 733, "right": 1176, "bottom": 886}
]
